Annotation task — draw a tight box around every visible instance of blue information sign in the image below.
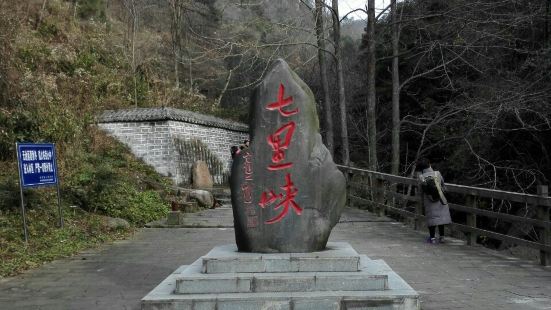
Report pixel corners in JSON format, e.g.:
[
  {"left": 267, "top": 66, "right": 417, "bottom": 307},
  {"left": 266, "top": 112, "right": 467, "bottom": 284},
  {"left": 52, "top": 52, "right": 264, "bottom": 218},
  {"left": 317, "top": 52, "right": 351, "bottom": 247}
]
[{"left": 17, "top": 143, "right": 59, "bottom": 188}]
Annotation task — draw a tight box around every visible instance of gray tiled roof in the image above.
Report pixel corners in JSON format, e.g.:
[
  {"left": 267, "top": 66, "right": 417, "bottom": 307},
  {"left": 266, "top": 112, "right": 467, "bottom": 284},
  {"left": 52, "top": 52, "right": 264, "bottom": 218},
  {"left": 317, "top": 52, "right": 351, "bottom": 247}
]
[{"left": 97, "top": 107, "right": 249, "bottom": 132}]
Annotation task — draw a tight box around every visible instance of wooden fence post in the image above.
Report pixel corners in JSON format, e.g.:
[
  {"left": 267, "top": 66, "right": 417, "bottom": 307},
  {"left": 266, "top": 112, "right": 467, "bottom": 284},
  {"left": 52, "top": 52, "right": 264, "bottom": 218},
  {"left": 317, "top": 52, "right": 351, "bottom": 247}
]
[
  {"left": 414, "top": 183, "right": 423, "bottom": 230},
  {"left": 375, "top": 178, "right": 385, "bottom": 217},
  {"left": 346, "top": 170, "right": 353, "bottom": 208},
  {"left": 466, "top": 195, "right": 478, "bottom": 246},
  {"left": 536, "top": 185, "right": 550, "bottom": 266}
]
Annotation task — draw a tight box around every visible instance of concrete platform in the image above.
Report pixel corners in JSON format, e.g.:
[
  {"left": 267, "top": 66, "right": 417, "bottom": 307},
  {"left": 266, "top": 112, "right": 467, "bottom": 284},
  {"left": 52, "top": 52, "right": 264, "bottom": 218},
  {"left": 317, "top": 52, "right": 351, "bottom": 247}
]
[
  {"left": 141, "top": 242, "right": 419, "bottom": 310},
  {"left": 202, "top": 242, "right": 361, "bottom": 273},
  {"left": 174, "top": 257, "right": 388, "bottom": 294}
]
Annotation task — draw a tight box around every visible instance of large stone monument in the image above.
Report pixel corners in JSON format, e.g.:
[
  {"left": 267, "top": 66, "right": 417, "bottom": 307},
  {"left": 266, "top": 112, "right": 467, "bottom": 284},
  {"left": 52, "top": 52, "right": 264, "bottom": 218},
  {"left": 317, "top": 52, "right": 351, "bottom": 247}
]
[
  {"left": 230, "top": 59, "right": 346, "bottom": 253},
  {"left": 141, "top": 59, "right": 419, "bottom": 310}
]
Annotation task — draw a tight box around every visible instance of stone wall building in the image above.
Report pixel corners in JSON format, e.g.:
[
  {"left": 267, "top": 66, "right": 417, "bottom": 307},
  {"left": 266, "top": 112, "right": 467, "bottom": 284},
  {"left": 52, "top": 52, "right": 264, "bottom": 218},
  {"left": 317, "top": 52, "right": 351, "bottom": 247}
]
[{"left": 97, "top": 108, "right": 249, "bottom": 185}]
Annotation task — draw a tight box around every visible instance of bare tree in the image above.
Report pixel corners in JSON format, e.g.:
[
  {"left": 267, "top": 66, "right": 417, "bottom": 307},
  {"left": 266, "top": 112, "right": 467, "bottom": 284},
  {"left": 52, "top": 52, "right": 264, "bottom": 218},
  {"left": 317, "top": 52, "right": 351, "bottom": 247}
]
[
  {"left": 168, "top": 0, "right": 185, "bottom": 89},
  {"left": 543, "top": 0, "right": 550, "bottom": 45},
  {"left": 37, "top": 0, "right": 48, "bottom": 28},
  {"left": 390, "top": 0, "right": 401, "bottom": 175},
  {"left": 366, "top": 0, "right": 378, "bottom": 171},
  {"left": 314, "top": 0, "right": 334, "bottom": 155},
  {"left": 72, "top": 0, "right": 78, "bottom": 20},
  {"left": 121, "top": 0, "right": 140, "bottom": 106},
  {"left": 331, "top": 0, "right": 349, "bottom": 165}
]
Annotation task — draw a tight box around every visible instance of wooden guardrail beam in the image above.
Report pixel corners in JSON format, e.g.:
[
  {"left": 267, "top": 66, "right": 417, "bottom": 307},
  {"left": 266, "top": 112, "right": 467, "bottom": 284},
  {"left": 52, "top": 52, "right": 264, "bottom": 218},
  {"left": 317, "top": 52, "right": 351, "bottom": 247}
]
[
  {"left": 446, "top": 184, "right": 551, "bottom": 208},
  {"left": 337, "top": 165, "right": 419, "bottom": 185},
  {"left": 448, "top": 203, "right": 551, "bottom": 229},
  {"left": 338, "top": 165, "right": 551, "bottom": 207},
  {"left": 450, "top": 223, "right": 551, "bottom": 252}
]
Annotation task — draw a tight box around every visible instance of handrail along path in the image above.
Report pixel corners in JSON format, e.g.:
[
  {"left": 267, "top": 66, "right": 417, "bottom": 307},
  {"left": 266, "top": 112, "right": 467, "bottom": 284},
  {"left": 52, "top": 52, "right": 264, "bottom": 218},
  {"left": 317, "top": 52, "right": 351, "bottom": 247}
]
[{"left": 337, "top": 164, "right": 551, "bottom": 266}]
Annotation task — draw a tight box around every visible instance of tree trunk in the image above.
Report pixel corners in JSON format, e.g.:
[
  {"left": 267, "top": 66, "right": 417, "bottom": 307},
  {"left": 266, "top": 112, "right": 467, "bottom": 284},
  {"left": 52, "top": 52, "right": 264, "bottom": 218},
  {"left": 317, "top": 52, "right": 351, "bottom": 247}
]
[
  {"left": 314, "top": 0, "right": 334, "bottom": 156},
  {"left": 546, "top": 0, "right": 550, "bottom": 48},
  {"left": 72, "top": 0, "right": 78, "bottom": 20},
  {"left": 331, "top": 0, "right": 349, "bottom": 165},
  {"left": 37, "top": 0, "right": 48, "bottom": 29},
  {"left": 170, "top": 0, "right": 181, "bottom": 89},
  {"left": 391, "top": 0, "right": 400, "bottom": 175},
  {"left": 174, "top": 51, "right": 180, "bottom": 89},
  {"left": 131, "top": 1, "right": 138, "bottom": 107},
  {"left": 366, "top": 0, "right": 378, "bottom": 171},
  {"left": 189, "top": 55, "right": 193, "bottom": 91}
]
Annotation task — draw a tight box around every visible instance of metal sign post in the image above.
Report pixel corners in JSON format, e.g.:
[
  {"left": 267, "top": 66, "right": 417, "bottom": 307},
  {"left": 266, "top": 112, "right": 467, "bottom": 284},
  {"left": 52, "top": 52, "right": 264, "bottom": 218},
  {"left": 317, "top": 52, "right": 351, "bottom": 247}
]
[
  {"left": 15, "top": 143, "right": 29, "bottom": 244},
  {"left": 54, "top": 143, "right": 63, "bottom": 228},
  {"left": 16, "top": 142, "right": 63, "bottom": 241}
]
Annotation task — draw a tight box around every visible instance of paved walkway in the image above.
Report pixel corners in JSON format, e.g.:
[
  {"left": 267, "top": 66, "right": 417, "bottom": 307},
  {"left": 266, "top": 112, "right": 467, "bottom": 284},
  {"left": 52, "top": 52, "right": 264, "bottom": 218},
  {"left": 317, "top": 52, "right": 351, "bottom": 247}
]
[{"left": 1, "top": 206, "right": 550, "bottom": 310}]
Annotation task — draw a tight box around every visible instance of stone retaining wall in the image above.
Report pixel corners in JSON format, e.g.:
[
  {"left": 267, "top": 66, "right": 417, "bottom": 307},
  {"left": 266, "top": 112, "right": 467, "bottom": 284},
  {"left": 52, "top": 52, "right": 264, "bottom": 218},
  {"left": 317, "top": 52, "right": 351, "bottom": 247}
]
[{"left": 97, "top": 108, "right": 248, "bottom": 185}]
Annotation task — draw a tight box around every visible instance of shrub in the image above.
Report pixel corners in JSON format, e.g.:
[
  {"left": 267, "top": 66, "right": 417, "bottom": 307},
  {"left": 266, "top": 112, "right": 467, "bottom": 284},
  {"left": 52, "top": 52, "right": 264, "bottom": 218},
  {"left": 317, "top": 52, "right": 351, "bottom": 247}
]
[
  {"left": 0, "top": 108, "right": 40, "bottom": 161},
  {"left": 17, "top": 45, "right": 51, "bottom": 71},
  {"left": 94, "top": 182, "right": 168, "bottom": 226},
  {"left": 37, "top": 21, "right": 59, "bottom": 39},
  {"left": 77, "top": 0, "right": 106, "bottom": 20}
]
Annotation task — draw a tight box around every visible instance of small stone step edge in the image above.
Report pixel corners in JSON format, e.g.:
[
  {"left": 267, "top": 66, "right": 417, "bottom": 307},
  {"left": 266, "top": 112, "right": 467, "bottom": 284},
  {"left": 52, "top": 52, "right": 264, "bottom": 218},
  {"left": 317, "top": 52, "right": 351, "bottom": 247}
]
[
  {"left": 142, "top": 292, "right": 419, "bottom": 310},
  {"left": 175, "top": 258, "right": 388, "bottom": 294}
]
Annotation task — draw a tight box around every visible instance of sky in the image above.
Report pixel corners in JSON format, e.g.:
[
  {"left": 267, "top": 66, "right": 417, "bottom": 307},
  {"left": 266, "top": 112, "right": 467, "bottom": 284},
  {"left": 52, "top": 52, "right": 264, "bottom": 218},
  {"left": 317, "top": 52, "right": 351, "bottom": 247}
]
[{"left": 338, "top": 0, "right": 388, "bottom": 20}]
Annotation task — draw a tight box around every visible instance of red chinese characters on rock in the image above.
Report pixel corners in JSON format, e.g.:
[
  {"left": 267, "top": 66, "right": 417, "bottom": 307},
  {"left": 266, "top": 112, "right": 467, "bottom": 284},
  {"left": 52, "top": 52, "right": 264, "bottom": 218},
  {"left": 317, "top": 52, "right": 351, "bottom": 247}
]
[
  {"left": 259, "top": 83, "right": 302, "bottom": 224},
  {"left": 267, "top": 122, "right": 295, "bottom": 171},
  {"left": 241, "top": 183, "right": 253, "bottom": 204},
  {"left": 259, "top": 173, "right": 302, "bottom": 224},
  {"left": 243, "top": 152, "right": 253, "bottom": 181},
  {"left": 267, "top": 84, "right": 298, "bottom": 117},
  {"left": 241, "top": 152, "right": 257, "bottom": 228}
]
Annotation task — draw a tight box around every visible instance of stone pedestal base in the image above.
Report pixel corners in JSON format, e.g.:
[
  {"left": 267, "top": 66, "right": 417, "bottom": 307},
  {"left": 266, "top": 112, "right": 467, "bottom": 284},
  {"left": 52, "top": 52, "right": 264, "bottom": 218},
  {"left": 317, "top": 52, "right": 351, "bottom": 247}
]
[{"left": 141, "top": 242, "right": 419, "bottom": 310}]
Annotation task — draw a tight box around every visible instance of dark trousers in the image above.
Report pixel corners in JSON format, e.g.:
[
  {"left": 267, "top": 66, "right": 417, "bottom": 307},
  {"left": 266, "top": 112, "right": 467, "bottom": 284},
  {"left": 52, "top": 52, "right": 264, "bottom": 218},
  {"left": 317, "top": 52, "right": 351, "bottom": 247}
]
[{"left": 429, "top": 225, "right": 445, "bottom": 238}]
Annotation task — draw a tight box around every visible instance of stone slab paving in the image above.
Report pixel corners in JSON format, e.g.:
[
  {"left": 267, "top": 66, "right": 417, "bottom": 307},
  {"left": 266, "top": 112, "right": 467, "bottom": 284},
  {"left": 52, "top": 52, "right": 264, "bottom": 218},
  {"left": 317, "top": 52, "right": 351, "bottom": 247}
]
[
  {"left": 1, "top": 206, "right": 550, "bottom": 310},
  {"left": 146, "top": 205, "right": 235, "bottom": 228}
]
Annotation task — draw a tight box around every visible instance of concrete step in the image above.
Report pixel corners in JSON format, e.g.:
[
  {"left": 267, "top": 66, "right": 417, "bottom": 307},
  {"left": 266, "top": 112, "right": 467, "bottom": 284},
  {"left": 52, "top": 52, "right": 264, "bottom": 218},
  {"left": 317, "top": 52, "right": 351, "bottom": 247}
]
[
  {"left": 217, "top": 198, "right": 231, "bottom": 204},
  {"left": 202, "top": 242, "right": 361, "bottom": 274},
  {"left": 143, "top": 290, "right": 419, "bottom": 310},
  {"left": 175, "top": 259, "right": 387, "bottom": 294},
  {"left": 142, "top": 261, "right": 420, "bottom": 310},
  {"left": 211, "top": 187, "right": 231, "bottom": 199}
]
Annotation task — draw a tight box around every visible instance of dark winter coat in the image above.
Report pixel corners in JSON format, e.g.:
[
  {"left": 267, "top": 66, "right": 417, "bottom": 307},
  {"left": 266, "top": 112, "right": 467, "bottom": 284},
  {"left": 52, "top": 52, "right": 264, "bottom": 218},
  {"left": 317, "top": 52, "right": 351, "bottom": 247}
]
[{"left": 418, "top": 167, "right": 452, "bottom": 226}]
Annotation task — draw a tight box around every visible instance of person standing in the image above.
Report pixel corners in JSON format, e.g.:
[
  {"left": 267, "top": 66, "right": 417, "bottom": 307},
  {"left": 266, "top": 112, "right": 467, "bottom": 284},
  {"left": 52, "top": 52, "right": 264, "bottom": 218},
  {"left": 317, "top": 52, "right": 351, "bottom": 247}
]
[
  {"left": 230, "top": 145, "right": 239, "bottom": 159},
  {"left": 239, "top": 139, "right": 250, "bottom": 151},
  {"left": 416, "top": 158, "right": 451, "bottom": 244}
]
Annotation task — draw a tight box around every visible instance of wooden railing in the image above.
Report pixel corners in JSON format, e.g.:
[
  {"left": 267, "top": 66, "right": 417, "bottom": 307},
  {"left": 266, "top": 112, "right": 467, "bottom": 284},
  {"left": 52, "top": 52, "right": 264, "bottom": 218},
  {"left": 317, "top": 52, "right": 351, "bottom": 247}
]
[{"left": 337, "top": 165, "right": 551, "bottom": 266}]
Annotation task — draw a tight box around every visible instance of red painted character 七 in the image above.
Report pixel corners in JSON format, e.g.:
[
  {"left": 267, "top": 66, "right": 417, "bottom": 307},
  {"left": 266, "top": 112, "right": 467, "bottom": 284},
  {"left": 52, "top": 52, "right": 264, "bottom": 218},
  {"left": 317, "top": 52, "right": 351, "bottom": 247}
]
[{"left": 267, "top": 84, "right": 299, "bottom": 117}]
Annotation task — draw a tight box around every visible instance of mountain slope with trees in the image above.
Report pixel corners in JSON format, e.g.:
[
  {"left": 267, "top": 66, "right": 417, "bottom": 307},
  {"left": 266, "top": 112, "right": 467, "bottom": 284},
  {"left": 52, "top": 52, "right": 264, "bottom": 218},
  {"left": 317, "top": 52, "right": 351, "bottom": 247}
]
[
  {"left": 0, "top": 0, "right": 324, "bottom": 277},
  {"left": 1, "top": 0, "right": 550, "bottom": 275},
  {"left": 351, "top": 0, "right": 551, "bottom": 191}
]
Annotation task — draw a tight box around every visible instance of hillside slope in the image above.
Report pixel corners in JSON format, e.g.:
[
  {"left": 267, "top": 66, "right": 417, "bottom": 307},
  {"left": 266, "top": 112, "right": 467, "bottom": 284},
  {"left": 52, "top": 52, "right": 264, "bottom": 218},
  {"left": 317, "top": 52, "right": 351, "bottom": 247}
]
[
  {"left": 0, "top": 0, "right": 321, "bottom": 277},
  {"left": 0, "top": 0, "right": 175, "bottom": 277}
]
